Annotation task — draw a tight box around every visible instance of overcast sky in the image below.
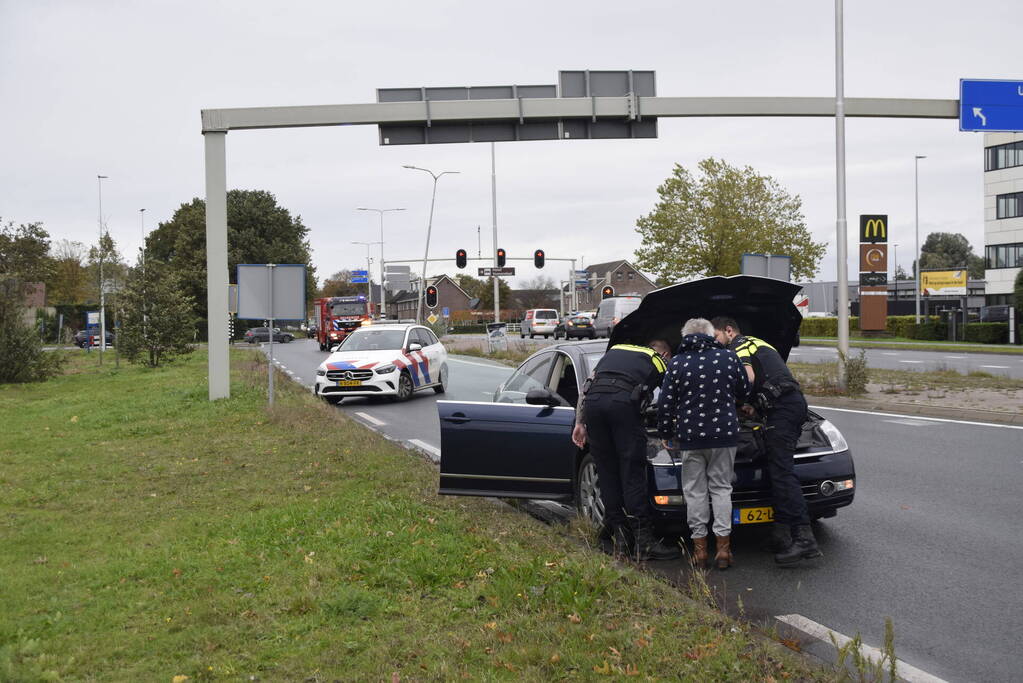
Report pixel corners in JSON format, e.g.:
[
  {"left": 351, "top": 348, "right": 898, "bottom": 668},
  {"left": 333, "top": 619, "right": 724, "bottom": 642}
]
[{"left": 2, "top": 1, "right": 1020, "bottom": 290}]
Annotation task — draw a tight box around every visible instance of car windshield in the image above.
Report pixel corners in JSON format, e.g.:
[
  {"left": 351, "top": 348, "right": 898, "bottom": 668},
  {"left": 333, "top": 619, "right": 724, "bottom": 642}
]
[
  {"left": 338, "top": 329, "right": 406, "bottom": 351},
  {"left": 535, "top": 310, "right": 558, "bottom": 319},
  {"left": 619, "top": 300, "right": 640, "bottom": 315},
  {"left": 330, "top": 302, "right": 366, "bottom": 316}
]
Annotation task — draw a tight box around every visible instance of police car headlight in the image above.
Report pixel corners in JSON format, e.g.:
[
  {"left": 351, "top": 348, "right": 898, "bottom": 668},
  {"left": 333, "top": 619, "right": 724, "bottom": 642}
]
[
  {"left": 375, "top": 364, "right": 396, "bottom": 375},
  {"left": 316, "top": 369, "right": 326, "bottom": 376},
  {"left": 820, "top": 420, "right": 848, "bottom": 452}
]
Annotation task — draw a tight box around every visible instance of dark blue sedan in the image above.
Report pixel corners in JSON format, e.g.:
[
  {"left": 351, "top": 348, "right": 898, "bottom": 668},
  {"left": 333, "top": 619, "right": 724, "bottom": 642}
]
[{"left": 438, "top": 276, "right": 856, "bottom": 535}]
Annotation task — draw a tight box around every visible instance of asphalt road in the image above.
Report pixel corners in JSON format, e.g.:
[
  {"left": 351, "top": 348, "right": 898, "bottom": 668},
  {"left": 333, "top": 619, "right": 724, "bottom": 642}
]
[{"left": 260, "top": 337, "right": 1023, "bottom": 682}]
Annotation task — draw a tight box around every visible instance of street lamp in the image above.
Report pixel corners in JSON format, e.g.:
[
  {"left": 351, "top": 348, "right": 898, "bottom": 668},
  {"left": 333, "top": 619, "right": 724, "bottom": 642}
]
[
  {"left": 139, "top": 208, "right": 146, "bottom": 265},
  {"left": 97, "top": 174, "right": 109, "bottom": 359},
  {"left": 914, "top": 155, "right": 927, "bottom": 323},
  {"left": 357, "top": 207, "right": 404, "bottom": 318},
  {"left": 403, "top": 165, "right": 459, "bottom": 323},
  {"left": 351, "top": 240, "right": 382, "bottom": 313}
]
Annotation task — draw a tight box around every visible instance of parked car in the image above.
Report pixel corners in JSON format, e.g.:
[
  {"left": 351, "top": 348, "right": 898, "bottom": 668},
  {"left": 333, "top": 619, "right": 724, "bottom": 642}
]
[
  {"left": 244, "top": 327, "right": 294, "bottom": 344},
  {"left": 74, "top": 329, "right": 114, "bottom": 348},
  {"left": 520, "top": 309, "right": 560, "bottom": 339},
  {"left": 312, "top": 324, "right": 448, "bottom": 405},
  {"left": 591, "top": 296, "right": 642, "bottom": 338},
  {"left": 554, "top": 314, "right": 596, "bottom": 339},
  {"left": 437, "top": 275, "right": 855, "bottom": 535}
]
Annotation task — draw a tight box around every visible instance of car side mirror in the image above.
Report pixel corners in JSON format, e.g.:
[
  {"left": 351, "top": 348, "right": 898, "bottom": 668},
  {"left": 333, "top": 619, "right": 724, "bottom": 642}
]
[
  {"left": 525, "top": 388, "right": 559, "bottom": 407},
  {"left": 408, "top": 342, "right": 423, "bottom": 352}
]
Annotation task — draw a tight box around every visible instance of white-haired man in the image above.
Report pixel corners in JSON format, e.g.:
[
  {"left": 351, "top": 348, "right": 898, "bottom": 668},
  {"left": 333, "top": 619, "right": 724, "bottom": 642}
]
[{"left": 656, "top": 318, "right": 749, "bottom": 569}]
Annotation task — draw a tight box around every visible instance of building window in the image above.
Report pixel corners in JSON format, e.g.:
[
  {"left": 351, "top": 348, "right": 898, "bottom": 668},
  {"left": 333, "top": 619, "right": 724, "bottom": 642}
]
[
  {"left": 996, "top": 192, "right": 1023, "bottom": 220},
  {"left": 627, "top": 271, "right": 635, "bottom": 280},
  {"left": 615, "top": 272, "right": 624, "bottom": 280},
  {"left": 985, "top": 242, "right": 1023, "bottom": 269},
  {"left": 985, "top": 141, "right": 1023, "bottom": 171}
]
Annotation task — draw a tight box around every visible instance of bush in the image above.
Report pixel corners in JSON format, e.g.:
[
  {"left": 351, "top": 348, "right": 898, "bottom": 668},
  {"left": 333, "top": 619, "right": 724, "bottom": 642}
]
[
  {"left": 448, "top": 324, "right": 489, "bottom": 334},
  {"left": 0, "top": 279, "right": 64, "bottom": 383},
  {"left": 963, "top": 323, "right": 1008, "bottom": 344},
  {"left": 798, "top": 316, "right": 859, "bottom": 337}
]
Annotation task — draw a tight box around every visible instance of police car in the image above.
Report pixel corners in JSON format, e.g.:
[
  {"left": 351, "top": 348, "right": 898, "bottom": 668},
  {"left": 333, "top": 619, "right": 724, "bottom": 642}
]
[
  {"left": 436, "top": 275, "right": 855, "bottom": 534},
  {"left": 313, "top": 324, "right": 448, "bottom": 405}
]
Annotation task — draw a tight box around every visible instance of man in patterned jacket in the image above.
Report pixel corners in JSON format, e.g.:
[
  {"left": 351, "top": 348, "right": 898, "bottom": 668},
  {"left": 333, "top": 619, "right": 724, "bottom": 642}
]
[{"left": 657, "top": 318, "right": 750, "bottom": 569}]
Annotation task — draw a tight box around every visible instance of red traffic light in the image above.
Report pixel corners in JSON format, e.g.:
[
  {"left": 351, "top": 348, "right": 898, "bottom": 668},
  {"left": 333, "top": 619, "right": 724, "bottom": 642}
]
[
  {"left": 534, "top": 249, "right": 545, "bottom": 269},
  {"left": 601, "top": 285, "right": 615, "bottom": 300},
  {"left": 425, "top": 285, "right": 439, "bottom": 309},
  {"left": 496, "top": 248, "right": 506, "bottom": 267},
  {"left": 455, "top": 249, "right": 467, "bottom": 269}
]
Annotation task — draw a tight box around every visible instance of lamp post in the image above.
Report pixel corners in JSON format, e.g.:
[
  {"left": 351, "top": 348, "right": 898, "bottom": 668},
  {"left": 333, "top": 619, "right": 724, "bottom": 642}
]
[
  {"left": 914, "top": 155, "right": 926, "bottom": 323},
  {"left": 351, "top": 240, "right": 382, "bottom": 313},
  {"left": 891, "top": 242, "right": 899, "bottom": 302},
  {"left": 97, "top": 174, "right": 109, "bottom": 360},
  {"left": 357, "top": 207, "right": 404, "bottom": 319},
  {"left": 834, "top": 0, "right": 849, "bottom": 390},
  {"left": 403, "top": 165, "right": 459, "bottom": 323}
]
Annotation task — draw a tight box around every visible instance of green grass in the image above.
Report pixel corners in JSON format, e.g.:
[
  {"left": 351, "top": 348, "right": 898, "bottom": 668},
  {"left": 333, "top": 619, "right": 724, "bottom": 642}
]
[
  {"left": 790, "top": 360, "right": 1023, "bottom": 395},
  {"left": 800, "top": 336, "right": 1023, "bottom": 355},
  {"left": 0, "top": 350, "right": 823, "bottom": 680}
]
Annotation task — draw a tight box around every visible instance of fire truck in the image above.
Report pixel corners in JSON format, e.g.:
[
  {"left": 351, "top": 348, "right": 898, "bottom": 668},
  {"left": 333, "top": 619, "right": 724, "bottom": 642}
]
[{"left": 314, "top": 295, "right": 373, "bottom": 351}]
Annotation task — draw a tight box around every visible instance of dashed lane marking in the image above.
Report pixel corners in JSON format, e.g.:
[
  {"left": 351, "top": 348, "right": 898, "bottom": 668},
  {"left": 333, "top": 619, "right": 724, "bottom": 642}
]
[
  {"left": 980, "top": 365, "right": 1010, "bottom": 369},
  {"left": 944, "top": 355, "right": 968, "bottom": 359},
  {"left": 354, "top": 411, "right": 386, "bottom": 427},
  {"left": 810, "top": 405, "right": 1023, "bottom": 430},
  {"left": 882, "top": 352, "right": 899, "bottom": 356},
  {"left": 775, "top": 614, "right": 947, "bottom": 683},
  {"left": 408, "top": 439, "right": 440, "bottom": 462},
  {"left": 898, "top": 360, "right": 924, "bottom": 364},
  {"left": 447, "top": 357, "right": 517, "bottom": 370},
  {"left": 883, "top": 418, "right": 934, "bottom": 427}
]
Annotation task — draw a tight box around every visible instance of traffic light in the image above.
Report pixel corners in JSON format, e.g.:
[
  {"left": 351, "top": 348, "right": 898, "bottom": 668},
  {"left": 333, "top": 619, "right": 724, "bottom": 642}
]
[
  {"left": 601, "top": 285, "right": 615, "bottom": 300},
  {"left": 425, "top": 285, "right": 439, "bottom": 309},
  {"left": 533, "top": 249, "right": 545, "bottom": 269},
  {"left": 496, "top": 248, "right": 506, "bottom": 267},
  {"left": 455, "top": 248, "right": 467, "bottom": 269}
]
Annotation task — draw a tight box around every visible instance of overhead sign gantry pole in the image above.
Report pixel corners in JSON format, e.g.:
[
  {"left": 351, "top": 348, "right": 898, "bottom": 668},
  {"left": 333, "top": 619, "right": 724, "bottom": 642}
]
[{"left": 201, "top": 78, "right": 959, "bottom": 400}]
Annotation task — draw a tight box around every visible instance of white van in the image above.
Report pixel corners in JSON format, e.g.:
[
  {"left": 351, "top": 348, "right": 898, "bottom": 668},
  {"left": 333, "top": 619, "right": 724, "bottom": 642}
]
[
  {"left": 592, "top": 296, "right": 642, "bottom": 338},
  {"left": 520, "top": 309, "right": 560, "bottom": 339}
]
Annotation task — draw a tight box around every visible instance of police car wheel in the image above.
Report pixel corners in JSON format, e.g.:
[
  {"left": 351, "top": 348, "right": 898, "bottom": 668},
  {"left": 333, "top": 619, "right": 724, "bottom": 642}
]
[
  {"left": 394, "top": 371, "right": 414, "bottom": 402},
  {"left": 574, "top": 454, "right": 604, "bottom": 528},
  {"left": 432, "top": 365, "right": 448, "bottom": 394}
]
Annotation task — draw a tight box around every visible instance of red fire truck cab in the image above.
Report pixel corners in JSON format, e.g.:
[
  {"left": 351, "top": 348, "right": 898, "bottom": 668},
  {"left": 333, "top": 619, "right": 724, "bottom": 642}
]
[{"left": 314, "top": 295, "right": 373, "bottom": 351}]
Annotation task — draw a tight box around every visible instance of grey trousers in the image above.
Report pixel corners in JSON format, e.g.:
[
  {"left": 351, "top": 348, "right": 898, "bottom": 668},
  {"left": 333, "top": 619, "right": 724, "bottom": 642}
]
[{"left": 680, "top": 446, "right": 737, "bottom": 538}]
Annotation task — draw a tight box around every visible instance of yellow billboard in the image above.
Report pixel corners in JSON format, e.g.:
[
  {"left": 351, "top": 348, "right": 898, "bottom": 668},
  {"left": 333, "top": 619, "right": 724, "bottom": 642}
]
[{"left": 920, "top": 270, "right": 967, "bottom": 296}]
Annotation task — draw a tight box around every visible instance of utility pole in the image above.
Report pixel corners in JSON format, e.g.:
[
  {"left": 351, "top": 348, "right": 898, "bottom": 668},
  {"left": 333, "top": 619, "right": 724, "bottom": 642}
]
[
  {"left": 833, "top": 0, "right": 849, "bottom": 390},
  {"left": 491, "top": 143, "right": 500, "bottom": 323}
]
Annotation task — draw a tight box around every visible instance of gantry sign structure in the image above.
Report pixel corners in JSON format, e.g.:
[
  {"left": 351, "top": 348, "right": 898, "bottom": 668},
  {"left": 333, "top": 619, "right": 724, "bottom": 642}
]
[{"left": 201, "top": 68, "right": 959, "bottom": 400}]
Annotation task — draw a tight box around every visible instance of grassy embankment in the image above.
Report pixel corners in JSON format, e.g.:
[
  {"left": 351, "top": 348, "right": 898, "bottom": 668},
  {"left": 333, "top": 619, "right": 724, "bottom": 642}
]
[
  {"left": 0, "top": 350, "right": 823, "bottom": 680},
  {"left": 799, "top": 337, "right": 1023, "bottom": 355}
]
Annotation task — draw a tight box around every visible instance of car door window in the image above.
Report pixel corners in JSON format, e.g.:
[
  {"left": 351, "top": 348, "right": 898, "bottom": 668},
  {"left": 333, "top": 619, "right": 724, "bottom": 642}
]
[
  {"left": 498, "top": 353, "right": 555, "bottom": 403},
  {"left": 551, "top": 353, "right": 579, "bottom": 408}
]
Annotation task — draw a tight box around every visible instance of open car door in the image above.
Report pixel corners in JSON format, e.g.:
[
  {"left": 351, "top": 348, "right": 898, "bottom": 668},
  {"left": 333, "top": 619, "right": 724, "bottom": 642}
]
[{"left": 437, "top": 400, "right": 576, "bottom": 500}]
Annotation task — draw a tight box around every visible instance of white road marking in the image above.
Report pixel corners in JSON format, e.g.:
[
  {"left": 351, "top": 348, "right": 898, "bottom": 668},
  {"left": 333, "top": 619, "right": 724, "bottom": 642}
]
[
  {"left": 980, "top": 365, "right": 1010, "bottom": 369},
  {"left": 883, "top": 418, "right": 934, "bottom": 427},
  {"left": 899, "top": 360, "right": 924, "bottom": 364},
  {"left": 944, "top": 355, "right": 968, "bottom": 359},
  {"left": 809, "top": 347, "right": 833, "bottom": 352},
  {"left": 775, "top": 614, "right": 947, "bottom": 683},
  {"left": 354, "top": 411, "right": 386, "bottom": 427},
  {"left": 447, "top": 356, "right": 516, "bottom": 370},
  {"left": 882, "top": 352, "right": 899, "bottom": 356},
  {"left": 810, "top": 405, "right": 1023, "bottom": 430},
  {"left": 408, "top": 439, "right": 440, "bottom": 462}
]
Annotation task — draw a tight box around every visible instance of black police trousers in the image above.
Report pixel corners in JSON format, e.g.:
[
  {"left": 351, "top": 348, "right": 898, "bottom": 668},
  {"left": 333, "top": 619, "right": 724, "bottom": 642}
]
[
  {"left": 583, "top": 392, "right": 650, "bottom": 528},
  {"left": 764, "top": 392, "right": 811, "bottom": 527}
]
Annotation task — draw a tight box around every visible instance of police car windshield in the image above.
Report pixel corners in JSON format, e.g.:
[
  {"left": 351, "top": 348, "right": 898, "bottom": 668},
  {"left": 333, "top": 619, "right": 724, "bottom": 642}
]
[
  {"left": 339, "top": 329, "right": 406, "bottom": 351},
  {"left": 330, "top": 302, "right": 366, "bottom": 316}
]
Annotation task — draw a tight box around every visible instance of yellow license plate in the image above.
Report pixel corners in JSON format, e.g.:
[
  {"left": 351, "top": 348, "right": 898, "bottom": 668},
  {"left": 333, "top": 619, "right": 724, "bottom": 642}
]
[
  {"left": 336, "top": 380, "right": 362, "bottom": 387},
  {"left": 734, "top": 506, "right": 774, "bottom": 524}
]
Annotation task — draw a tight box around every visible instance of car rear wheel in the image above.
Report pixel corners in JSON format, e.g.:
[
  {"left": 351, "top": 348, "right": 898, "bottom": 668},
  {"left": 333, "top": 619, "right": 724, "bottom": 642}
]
[
  {"left": 393, "top": 371, "right": 414, "bottom": 402},
  {"left": 575, "top": 453, "right": 604, "bottom": 529},
  {"left": 432, "top": 364, "right": 448, "bottom": 394}
]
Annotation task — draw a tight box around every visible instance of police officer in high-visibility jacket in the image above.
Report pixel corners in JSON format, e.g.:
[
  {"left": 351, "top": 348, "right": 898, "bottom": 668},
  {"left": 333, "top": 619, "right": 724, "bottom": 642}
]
[
  {"left": 571, "top": 339, "right": 681, "bottom": 561},
  {"left": 711, "top": 316, "right": 823, "bottom": 566}
]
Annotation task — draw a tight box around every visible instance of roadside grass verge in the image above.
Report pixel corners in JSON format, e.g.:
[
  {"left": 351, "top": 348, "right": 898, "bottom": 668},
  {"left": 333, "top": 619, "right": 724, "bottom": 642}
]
[
  {"left": 799, "top": 337, "right": 1023, "bottom": 355},
  {"left": 791, "top": 360, "right": 1023, "bottom": 395},
  {"left": 0, "top": 351, "right": 823, "bottom": 680}
]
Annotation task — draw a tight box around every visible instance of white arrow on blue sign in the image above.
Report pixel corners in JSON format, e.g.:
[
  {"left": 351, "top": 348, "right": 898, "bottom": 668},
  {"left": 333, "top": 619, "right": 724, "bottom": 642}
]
[
  {"left": 960, "top": 79, "right": 1023, "bottom": 132},
  {"left": 352, "top": 277, "right": 368, "bottom": 283},
  {"left": 352, "top": 270, "right": 368, "bottom": 276}
]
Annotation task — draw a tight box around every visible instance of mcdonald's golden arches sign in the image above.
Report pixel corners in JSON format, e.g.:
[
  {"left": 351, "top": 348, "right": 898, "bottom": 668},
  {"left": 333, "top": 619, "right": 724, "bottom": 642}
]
[{"left": 859, "top": 215, "right": 888, "bottom": 243}]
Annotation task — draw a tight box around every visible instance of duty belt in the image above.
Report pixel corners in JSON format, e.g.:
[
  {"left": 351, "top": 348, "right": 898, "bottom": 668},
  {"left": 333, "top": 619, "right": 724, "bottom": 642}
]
[{"left": 588, "top": 375, "right": 639, "bottom": 393}]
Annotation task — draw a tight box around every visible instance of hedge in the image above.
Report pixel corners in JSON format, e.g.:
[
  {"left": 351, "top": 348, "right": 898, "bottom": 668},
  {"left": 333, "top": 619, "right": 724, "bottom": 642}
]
[
  {"left": 798, "top": 315, "right": 1011, "bottom": 343},
  {"left": 963, "top": 323, "right": 1009, "bottom": 344}
]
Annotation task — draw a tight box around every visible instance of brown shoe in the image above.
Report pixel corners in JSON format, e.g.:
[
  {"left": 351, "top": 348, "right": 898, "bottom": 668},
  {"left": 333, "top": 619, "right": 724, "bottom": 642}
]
[
  {"left": 691, "top": 536, "right": 709, "bottom": 568},
  {"left": 715, "top": 534, "right": 733, "bottom": 570}
]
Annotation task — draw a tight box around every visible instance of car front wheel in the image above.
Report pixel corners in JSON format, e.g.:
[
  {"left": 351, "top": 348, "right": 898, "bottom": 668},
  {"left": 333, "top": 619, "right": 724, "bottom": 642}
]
[
  {"left": 393, "top": 371, "right": 414, "bottom": 402},
  {"left": 575, "top": 453, "right": 604, "bottom": 529}
]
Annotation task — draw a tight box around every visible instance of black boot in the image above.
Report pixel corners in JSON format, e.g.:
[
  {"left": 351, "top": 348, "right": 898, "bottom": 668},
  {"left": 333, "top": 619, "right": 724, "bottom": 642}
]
[
  {"left": 631, "top": 523, "right": 681, "bottom": 561},
  {"left": 762, "top": 523, "right": 792, "bottom": 553},
  {"left": 598, "top": 524, "right": 633, "bottom": 557},
  {"left": 774, "top": 524, "right": 823, "bottom": 566}
]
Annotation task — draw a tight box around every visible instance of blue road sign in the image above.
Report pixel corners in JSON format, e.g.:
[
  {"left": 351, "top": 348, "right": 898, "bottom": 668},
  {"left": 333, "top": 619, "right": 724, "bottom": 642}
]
[
  {"left": 960, "top": 79, "right": 1023, "bottom": 132},
  {"left": 352, "top": 269, "right": 368, "bottom": 276},
  {"left": 351, "top": 277, "right": 368, "bottom": 284},
  {"left": 442, "top": 307, "right": 450, "bottom": 318}
]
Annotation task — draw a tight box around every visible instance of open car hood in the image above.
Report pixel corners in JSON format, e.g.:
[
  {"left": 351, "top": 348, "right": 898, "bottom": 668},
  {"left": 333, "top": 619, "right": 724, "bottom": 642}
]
[{"left": 607, "top": 275, "right": 803, "bottom": 360}]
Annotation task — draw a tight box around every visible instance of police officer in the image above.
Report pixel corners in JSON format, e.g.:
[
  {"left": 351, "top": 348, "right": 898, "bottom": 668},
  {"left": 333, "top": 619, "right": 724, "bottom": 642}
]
[
  {"left": 571, "top": 339, "right": 681, "bottom": 561},
  {"left": 710, "top": 317, "right": 823, "bottom": 566}
]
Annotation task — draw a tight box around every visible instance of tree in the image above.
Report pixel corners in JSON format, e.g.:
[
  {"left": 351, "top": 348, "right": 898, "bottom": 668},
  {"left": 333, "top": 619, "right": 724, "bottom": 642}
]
[
  {"left": 146, "top": 190, "right": 317, "bottom": 323},
  {"left": 86, "top": 232, "right": 128, "bottom": 305},
  {"left": 48, "top": 240, "right": 91, "bottom": 305},
  {"left": 319, "top": 270, "right": 364, "bottom": 298},
  {"left": 633, "top": 159, "right": 826, "bottom": 282},
  {"left": 116, "top": 257, "right": 196, "bottom": 367},
  {"left": 0, "top": 219, "right": 53, "bottom": 283},
  {"left": 1014, "top": 270, "right": 1023, "bottom": 325},
  {"left": 452, "top": 274, "right": 510, "bottom": 310},
  {"left": 522, "top": 275, "right": 557, "bottom": 291},
  {"left": 918, "top": 232, "right": 984, "bottom": 279},
  {"left": 0, "top": 278, "right": 63, "bottom": 383},
  {"left": 894, "top": 264, "right": 910, "bottom": 281}
]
